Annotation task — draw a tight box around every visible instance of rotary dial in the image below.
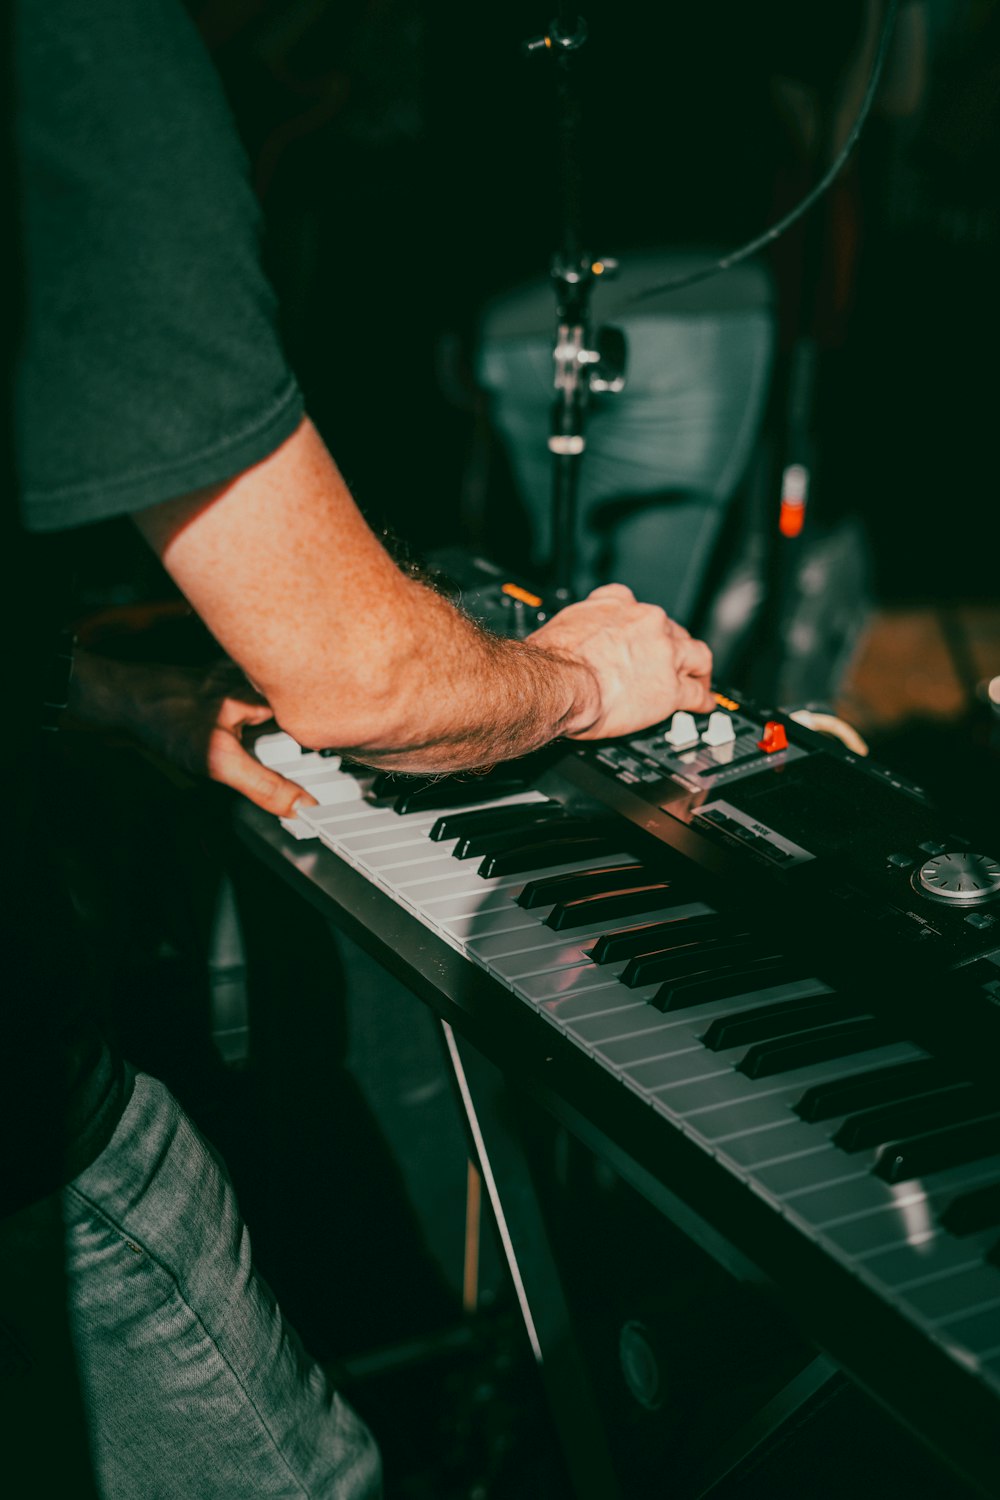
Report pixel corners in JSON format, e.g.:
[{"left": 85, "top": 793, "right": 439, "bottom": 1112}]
[{"left": 915, "top": 852, "right": 1000, "bottom": 905}]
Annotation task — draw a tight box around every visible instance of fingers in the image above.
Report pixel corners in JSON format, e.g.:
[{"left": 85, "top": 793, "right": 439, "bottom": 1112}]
[
  {"left": 674, "top": 672, "right": 717, "bottom": 713},
  {"left": 586, "top": 583, "right": 636, "bottom": 603},
  {"left": 208, "top": 729, "right": 317, "bottom": 818},
  {"left": 217, "top": 697, "right": 273, "bottom": 732},
  {"left": 672, "top": 634, "right": 712, "bottom": 681}
]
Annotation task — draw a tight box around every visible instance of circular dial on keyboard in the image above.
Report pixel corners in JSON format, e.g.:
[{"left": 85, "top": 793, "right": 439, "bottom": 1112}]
[{"left": 915, "top": 852, "right": 1000, "bottom": 905}]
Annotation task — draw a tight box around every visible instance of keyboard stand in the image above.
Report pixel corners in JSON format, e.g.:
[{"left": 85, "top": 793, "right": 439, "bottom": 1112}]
[
  {"left": 437, "top": 1019, "right": 858, "bottom": 1500},
  {"left": 439, "top": 1020, "right": 623, "bottom": 1500},
  {"left": 234, "top": 800, "right": 999, "bottom": 1499}
]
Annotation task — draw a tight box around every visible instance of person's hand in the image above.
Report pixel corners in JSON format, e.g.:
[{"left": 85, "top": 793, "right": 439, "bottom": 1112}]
[
  {"left": 69, "top": 654, "right": 316, "bottom": 818},
  {"left": 528, "top": 583, "right": 714, "bottom": 740}
]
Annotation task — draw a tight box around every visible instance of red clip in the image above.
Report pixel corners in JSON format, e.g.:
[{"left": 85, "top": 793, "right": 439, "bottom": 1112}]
[{"left": 757, "top": 721, "right": 788, "bottom": 754}]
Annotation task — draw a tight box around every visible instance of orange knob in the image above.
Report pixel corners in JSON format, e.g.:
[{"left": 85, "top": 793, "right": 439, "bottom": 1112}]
[{"left": 757, "top": 721, "right": 788, "bottom": 754}]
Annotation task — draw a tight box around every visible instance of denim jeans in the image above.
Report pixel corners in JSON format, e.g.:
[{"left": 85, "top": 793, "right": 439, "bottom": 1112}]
[{"left": 0, "top": 1071, "right": 381, "bottom": 1498}]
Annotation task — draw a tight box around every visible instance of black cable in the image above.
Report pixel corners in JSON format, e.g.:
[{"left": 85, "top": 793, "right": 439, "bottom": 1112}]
[{"left": 628, "top": 0, "right": 900, "bottom": 305}]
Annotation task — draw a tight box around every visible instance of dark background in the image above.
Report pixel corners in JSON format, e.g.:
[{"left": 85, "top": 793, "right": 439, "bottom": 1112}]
[
  {"left": 67, "top": 1, "right": 1000, "bottom": 815},
  {"left": 12, "top": 6, "right": 998, "bottom": 1496}
]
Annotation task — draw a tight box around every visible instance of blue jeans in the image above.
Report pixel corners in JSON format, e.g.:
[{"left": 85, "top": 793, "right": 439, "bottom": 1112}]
[{"left": 0, "top": 1072, "right": 381, "bottom": 1498}]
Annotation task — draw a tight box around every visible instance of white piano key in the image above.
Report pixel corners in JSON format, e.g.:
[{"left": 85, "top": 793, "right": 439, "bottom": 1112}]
[
  {"left": 576, "top": 995, "right": 748, "bottom": 1061},
  {"left": 680, "top": 1041, "right": 927, "bottom": 1112},
  {"left": 285, "top": 761, "right": 355, "bottom": 789},
  {"left": 591, "top": 1023, "right": 709, "bottom": 1072},
  {"left": 934, "top": 1304, "right": 1000, "bottom": 1356},
  {"left": 399, "top": 790, "right": 553, "bottom": 815},
  {"left": 567, "top": 1003, "right": 652, "bottom": 1044},
  {"left": 308, "top": 777, "right": 369, "bottom": 806},
  {"left": 253, "top": 730, "right": 312, "bottom": 767},
  {"left": 364, "top": 789, "right": 551, "bottom": 821},
  {"left": 516, "top": 967, "right": 625, "bottom": 1004},
  {"left": 906, "top": 1267, "right": 1000, "bottom": 1324},
  {"left": 300, "top": 802, "right": 397, "bottom": 832},
  {"left": 419, "top": 888, "right": 533, "bottom": 921},
  {"left": 905, "top": 1155, "right": 1000, "bottom": 1211},
  {"left": 608, "top": 1046, "right": 727, "bottom": 1093},
  {"left": 497, "top": 948, "right": 619, "bottom": 984},
  {"left": 607, "top": 983, "right": 836, "bottom": 1058},
  {"left": 640, "top": 1067, "right": 798, "bottom": 1120},
  {"left": 419, "top": 790, "right": 551, "bottom": 811},
  {"left": 684, "top": 1092, "right": 839, "bottom": 1147},
  {"left": 639, "top": 990, "right": 831, "bottom": 1060},
  {"left": 859, "top": 1235, "right": 988, "bottom": 1292},
  {"left": 279, "top": 813, "right": 318, "bottom": 840},
  {"left": 441, "top": 906, "right": 542, "bottom": 943},
  {"left": 335, "top": 826, "right": 441, "bottom": 857},
  {"left": 662, "top": 1066, "right": 844, "bottom": 1125},
  {"left": 751, "top": 1146, "right": 866, "bottom": 1200},
  {"left": 766, "top": 1152, "right": 1000, "bottom": 1227},
  {"left": 823, "top": 1206, "right": 950, "bottom": 1259},
  {"left": 396, "top": 856, "right": 604, "bottom": 898},
  {"left": 716, "top": 1122, "right": 834, "bottom": 1172},
  {"left": 777, "top": 1173, "right": 913, "bottom": 1232},
  {"left": 541, "top": 986, "right": 653, "bottom": 1025},
  {"left": 669, "top": 1040, "right": 929, "bottom": 1133},
  {"left": 467, "top": 926, "right": 598, "bottom": 965},
  {"left": 362, "top": 842, "right": 460, "bottom": 874},
  {"left": 680, "top": 978, "right": 837, "bottom": 1014}
]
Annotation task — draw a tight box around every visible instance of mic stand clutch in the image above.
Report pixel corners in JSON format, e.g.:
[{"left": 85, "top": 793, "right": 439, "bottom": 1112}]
[{"left": 524, "top": 9, "right": 626, "bottom": 602}]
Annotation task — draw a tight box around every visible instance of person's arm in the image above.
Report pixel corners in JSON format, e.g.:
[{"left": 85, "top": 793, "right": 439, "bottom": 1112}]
[
  {"left": 133, "top": 418, "right": 713, "bottom": 773},
  {"left": 65, "top": 651, "right": 316, "bottom": 818}
]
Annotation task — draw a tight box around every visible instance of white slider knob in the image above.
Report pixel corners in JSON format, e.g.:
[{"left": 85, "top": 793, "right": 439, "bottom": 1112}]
[
  {"left": 664, "top": 711, "right": 699, "bottom": 748},
  {"left": 702, "top": 711, "right": 735, "bottom": 747}
]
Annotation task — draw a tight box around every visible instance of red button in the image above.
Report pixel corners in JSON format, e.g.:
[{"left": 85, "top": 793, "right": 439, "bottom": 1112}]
[{"left": 757, "top": 721, "right": 788, "bottom": 754}]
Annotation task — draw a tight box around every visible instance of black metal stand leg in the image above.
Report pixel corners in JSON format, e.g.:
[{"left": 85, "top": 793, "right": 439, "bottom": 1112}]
[
  {"left": 689, "top": 1354, "right": 842, "bottom": 1498},
  {"left": 438, "top": 1020, "right": 623, "bottom": 1500}
]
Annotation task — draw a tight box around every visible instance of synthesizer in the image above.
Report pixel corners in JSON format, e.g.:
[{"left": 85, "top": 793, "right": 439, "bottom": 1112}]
[{"left": 237, "top": 561, "right": 1000, "bottom": 1496}]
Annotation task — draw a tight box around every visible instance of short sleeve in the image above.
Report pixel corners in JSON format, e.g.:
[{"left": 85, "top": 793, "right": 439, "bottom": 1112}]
[{"left": 14, "top": 0, "right": 305, "bottom": 532}]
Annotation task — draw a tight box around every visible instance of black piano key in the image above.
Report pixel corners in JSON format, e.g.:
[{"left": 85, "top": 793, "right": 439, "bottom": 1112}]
[
  {"left": 429, "top": 801, "right": 565, "bottom": 842},
  {"left": 794, "top": 1059, "right": 956, "bottom": 1123},
  {"left": 622, "top": 937, "right": 768, "bottom": 990},
  {"left": 545, "top": 883, "right": 679, "bottom": 932},
  {"left": 517, "top": 863, "right": 646, "bottom": 911},
  {"left": 941, "top": 1181, "right": 1000, "bottom": 1236},
  {"left": 702, "top": 993, "right": 856, "bottom": 1052},
  {"left": 834, "top": 1085, "right": 981, "bottom": 1153},
  {"left": 479, "top": 836, "right": 623, "bottom": 879},
  {"left": 453, "top": 815, "right": 595, "bottom": 860},
  {"left": 874, "top": 1115, "right": 1000, "bottom": 1184},
  {"left": 589, "top": 915, "right": 728, "bottom": 965},
  {"left": 652, "top": 959, "right": 804, "bottom": 1012},
  {"left": 395, "top": 775, "right": 529, "bottom": 815},
  {"left": 739, "top": 1019, "right": 891, "bottom": 1080},
  {"left": 370, "top": 770, "right": 424, "bottom": 799}
]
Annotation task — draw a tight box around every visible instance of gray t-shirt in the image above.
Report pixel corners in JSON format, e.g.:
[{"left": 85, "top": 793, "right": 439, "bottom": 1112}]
[
  {"left": 15, "top": 0, "right": 303, "bottom": 531},
  {"left": 6, "top": 0, "right": 303, "bottom": 1211}
]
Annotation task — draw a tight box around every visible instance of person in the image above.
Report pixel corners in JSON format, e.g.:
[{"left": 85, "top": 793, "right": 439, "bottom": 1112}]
[{"left": 3, "top": 1, "right": 713, "bottom": 1495}]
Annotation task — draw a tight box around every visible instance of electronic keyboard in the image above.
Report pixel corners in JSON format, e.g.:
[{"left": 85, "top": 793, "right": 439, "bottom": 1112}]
[{"left": 236, "top": 558, "right": 1000, "bottom": 1495}]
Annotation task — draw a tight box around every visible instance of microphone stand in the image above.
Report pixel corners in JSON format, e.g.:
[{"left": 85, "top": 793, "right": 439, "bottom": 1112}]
[{"left": 524, "top": 8, "right": 625, "bottom": 602}]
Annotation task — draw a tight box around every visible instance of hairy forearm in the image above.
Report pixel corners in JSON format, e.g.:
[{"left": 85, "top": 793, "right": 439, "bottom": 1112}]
[
  {"left": 134, "top": 420, "right": 600, "bottom": 772},
  {"left": 134, "top": 419, "right": 713, "bottom": 771},
  {"left": 281, "top": 581, "right": 599, "bottom": 771}
]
